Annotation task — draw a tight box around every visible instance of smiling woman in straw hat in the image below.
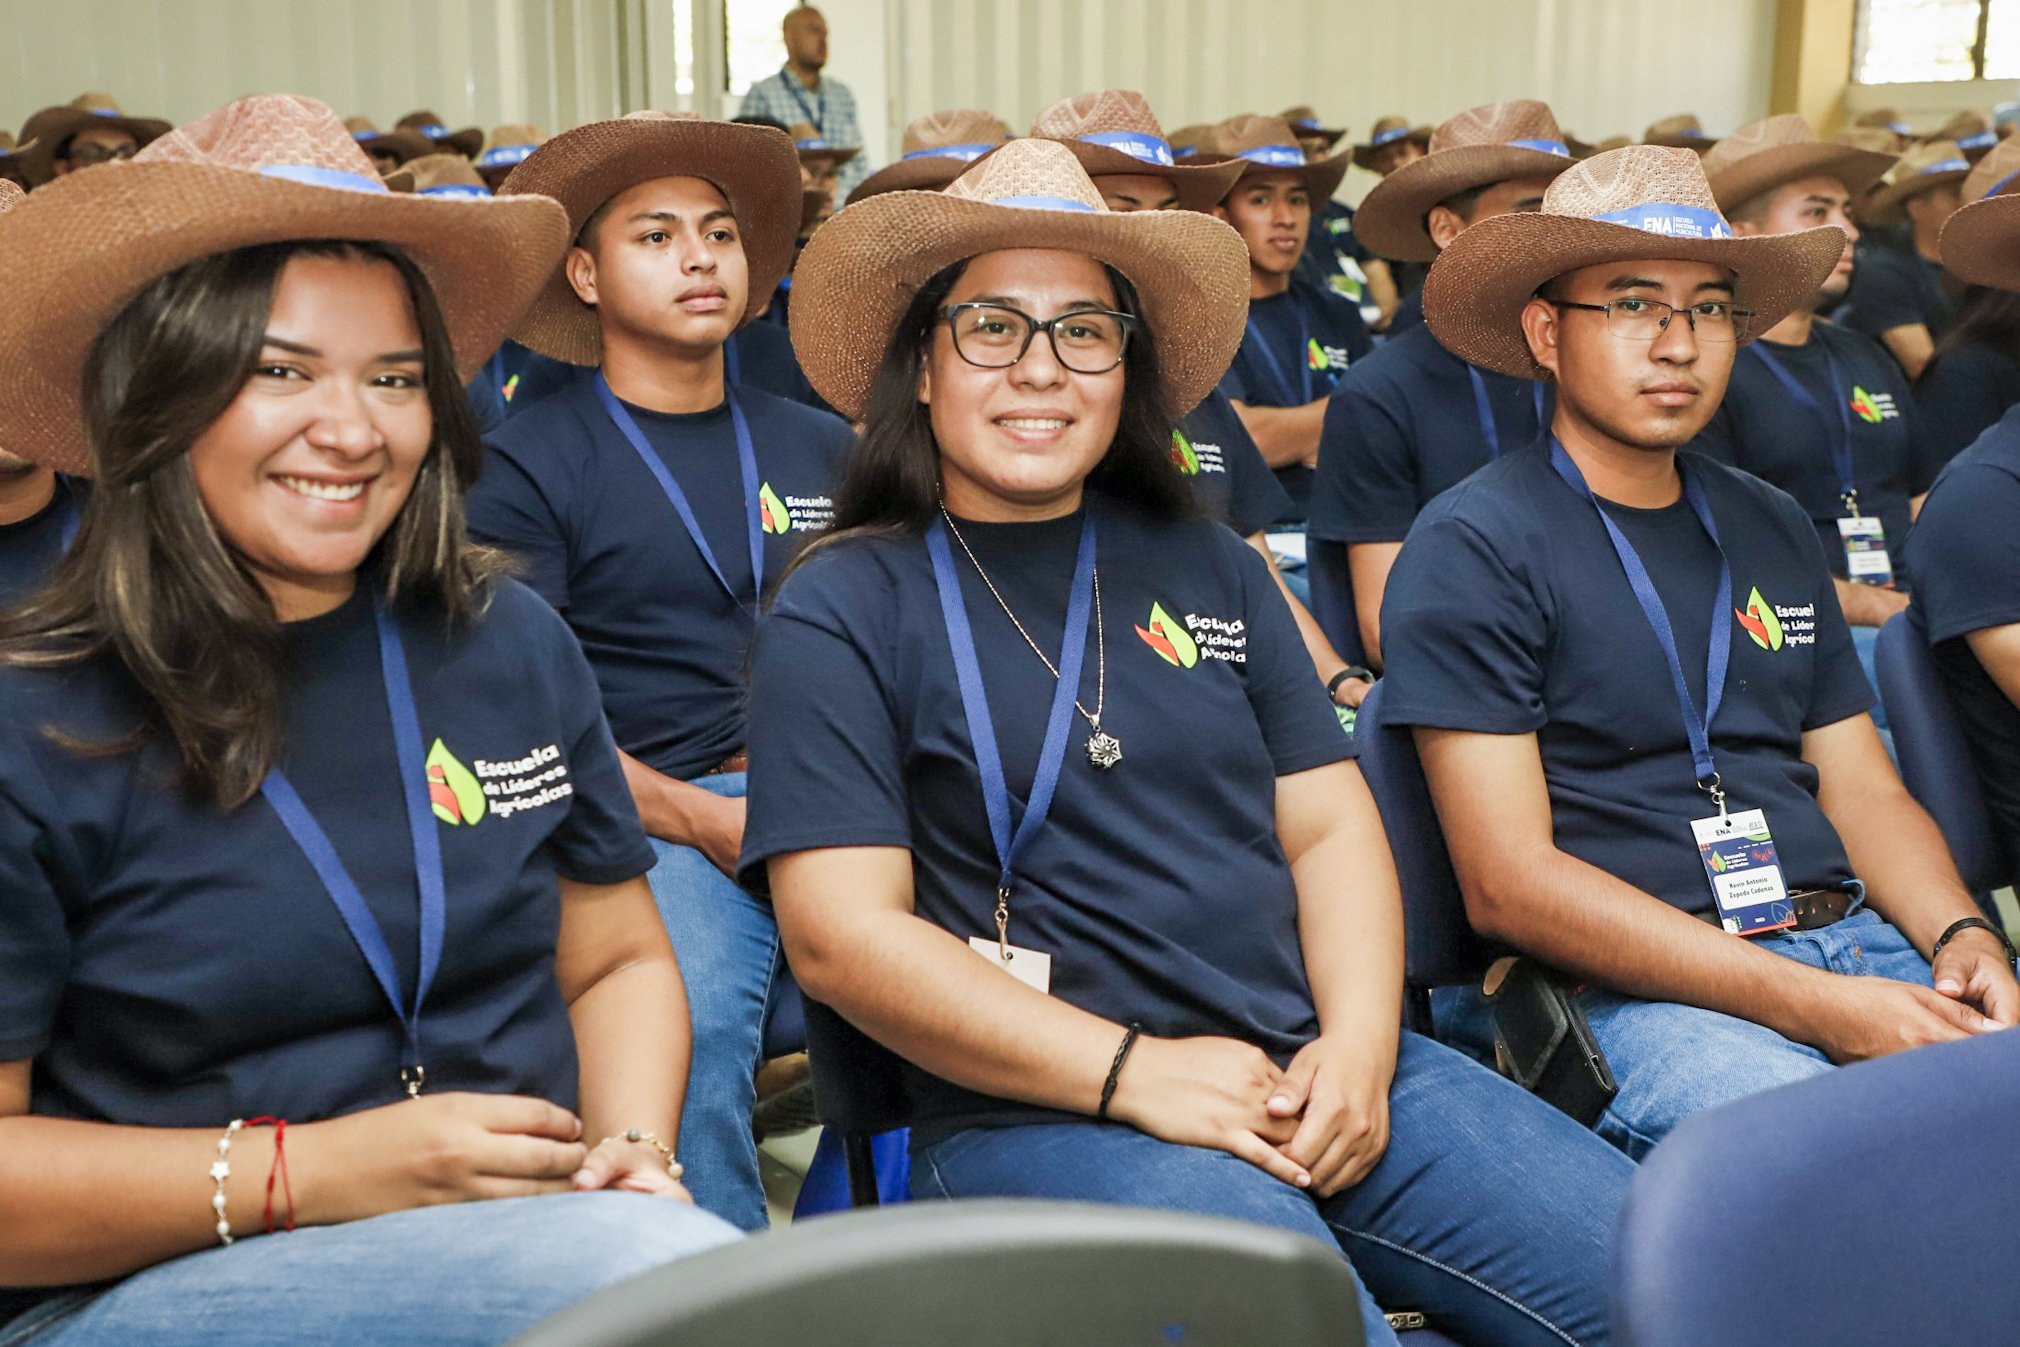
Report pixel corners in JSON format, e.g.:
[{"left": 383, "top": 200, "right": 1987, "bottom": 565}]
[
  {"left": 745, "top": 135, "right": 1631, "bottom": 1347},
  {"left": 1386, "top": 145, "right": 2015, "bottom": 1157},
  {"left": 0, "top": 95, "right": 740, "bottom": 1346}
]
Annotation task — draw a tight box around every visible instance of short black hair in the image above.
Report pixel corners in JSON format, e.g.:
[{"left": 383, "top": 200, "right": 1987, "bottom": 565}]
[{"left": 1434, "top": 183, "right": 1489, "bottom": 223}]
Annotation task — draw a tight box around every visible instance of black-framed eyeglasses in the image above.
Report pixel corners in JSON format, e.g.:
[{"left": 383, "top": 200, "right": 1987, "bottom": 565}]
[
  {"left": 939, "top": 303, "right": 1138, "bottom": 374},
  {"left": 1552, "top": 297, "right": 1754, "bottom": 343}
]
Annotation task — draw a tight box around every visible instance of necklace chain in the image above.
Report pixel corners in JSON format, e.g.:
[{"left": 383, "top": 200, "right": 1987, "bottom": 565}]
[{"left": 939, "top": 508, "right": 1105, "bottom": 732}]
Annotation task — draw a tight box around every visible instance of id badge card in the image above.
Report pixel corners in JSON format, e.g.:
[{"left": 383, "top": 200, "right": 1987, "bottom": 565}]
[
  {"left": 1837, "top": 515, "right": 1894, "bottom": 586},
  {"left": 969, "top": 936, "right": 1052, "bottom": 994},
  {"left": 1691, "top": 808, "right": 1796, "bottom": 936}
]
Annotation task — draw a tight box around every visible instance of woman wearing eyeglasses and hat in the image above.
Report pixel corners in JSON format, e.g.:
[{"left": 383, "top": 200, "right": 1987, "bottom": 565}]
[
  {"left": 0, "top": 96, "right": 736, "bottom": 1346},
  {"left": 739, "top": 138, "right": 1631, "bottom": 1347}
]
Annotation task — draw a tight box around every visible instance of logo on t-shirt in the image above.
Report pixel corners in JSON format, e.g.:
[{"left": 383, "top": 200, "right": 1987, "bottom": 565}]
[
  {"left": 758, "top": 480, "right": 835, "bottom": 534},
  {"left": 1136, "top": 601, "right": 1199, "bottom": 667},
  {"left": 427, "top": 740, "right": 489, "bottom": 825},
  {"left": 1848, "top": 386, "right": 1899, "bottom": 425},
  {"left": 1168, "top": 430, "right": 1227, "bottom": 477},
  {"left": 1136, "top": 602, "right": 1248, "bottom": 667},
  {"left": 1306, "top": 339, "right": 1331, "bottom": 373},
  {"left": 1733, "top": 586, "right": 1817, "bottom": 651}
]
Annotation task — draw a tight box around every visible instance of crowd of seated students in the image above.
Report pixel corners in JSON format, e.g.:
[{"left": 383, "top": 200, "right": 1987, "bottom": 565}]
[{"left": 2, "top": 63, "right": 2020, "bottom": 1347}]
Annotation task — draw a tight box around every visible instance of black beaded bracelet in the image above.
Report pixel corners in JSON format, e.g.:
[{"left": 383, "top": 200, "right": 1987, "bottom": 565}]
[
  {"left": 1326, "top": 666, "right": 1374, "bottom": 701},
  {"left": 1097, "top": 1022, "right": 1142, "bottom": 1121},
  {"left": 1932, "top": 916, "right": 2019, "bottom": 966}
]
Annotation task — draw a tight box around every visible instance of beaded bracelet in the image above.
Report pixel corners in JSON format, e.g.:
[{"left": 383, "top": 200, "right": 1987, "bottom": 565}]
[
  {"left": 208, "top": 1119, "right": 244, "bottom": 1245},
  {"left": 599, "top": 1128, "right": 684, "bottom": 1180},
  {"left": 1098, "top": 1023, "right": 1143, "bottom": 1121}
]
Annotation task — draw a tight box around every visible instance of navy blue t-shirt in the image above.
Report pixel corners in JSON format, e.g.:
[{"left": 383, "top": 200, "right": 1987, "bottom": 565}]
[
  {"left": 468, "top": 376, "right": 853, "bottom": 781},
  {"left": 1386, "top": 283, "right": 1428, "bottom": 338},
  {"left": 1841, "top": 243, "right": 1956, "bottom": 345},
  {"left": 1218, "top": 280, "right": 1374, "bottom": 519},
  {"left": 0, "top": 580, "right": 653, "bottom": 1123},
  {"left": 739, "top": 499, "right": 1353, "bottom": 1136},
  {"left": 1905, "top": 404, "right": 2020, "bottom": 875},
  {"left": 1916, "top": 339, "right": 2020, "bottom": 472},
  {"left": 487, "top": 328, "right": 822, "bottom": 425},
  {"left": 0, "top": 475, "right": 81, "bottom": 608},
  {"left": 1174, "top": 389, "right": 1294, "bottom": 536},
  {"left": 1296, "top": 199, "right": 1374, "bottom": 310},
  {"left": 1380, "top": 445, "right": 1873, "bottom": 915},
  {"left": 1309, "top": 321, "right": 1547, "bottom": 545},
  {"left": 1690, "top": 324, "right": 1930, "bottom": 583}
]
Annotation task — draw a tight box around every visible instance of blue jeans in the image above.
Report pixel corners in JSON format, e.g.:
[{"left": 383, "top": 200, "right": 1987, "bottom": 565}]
[
  {"left": 1435, "top": 908, "right": 1932, "bottom": 1159},
  {"left": 644, "top": 771, "right": 779, "bottom": 1231},
  {"left": 913, "top": 1033, "right": 1630, "bottom": 1347},
  {"left": 1849, "top": 623, "right": 1895, "bottom": 759},
  {"left": 0, "top": 1193, "right": 738, "bottom": 1346}
]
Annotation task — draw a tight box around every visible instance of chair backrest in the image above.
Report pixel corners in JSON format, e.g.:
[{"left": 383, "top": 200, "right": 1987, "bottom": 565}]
[
  {"left": 803, "top": 993, "right": 912, "bottom": 1137},
  {"left": 1872, "top": 612, "right": 2008, "bottom": 893},
  {"left": 510, "top": 1199, "right": 1367, "bottom": 1347},
  {"left": 1616, "top": 1026, "right": 2020, "bottom": 1346},
  {"left": 1305, "top": 539, "right": 1368, "bottom": 667},
  {"left": 1354, "top": 681, "right": 1497, "bottom": 992}
]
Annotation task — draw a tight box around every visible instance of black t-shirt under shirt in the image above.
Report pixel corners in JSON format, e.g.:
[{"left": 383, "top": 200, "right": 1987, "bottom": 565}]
[
  {"left": 0, "top": 474, "right": 81, "bottom": 608},
  {"left": 1841, "top": 241, "right": 1957, "bottom": 346},
  {"left": 467, "top": 376, "right": 854, "bottom": 781},
  {"left": 1380, "top": 444, "right": 1873, "bottom": 916},
  {"left": 1218, "top": 280, "right": 1374, "bottom": 520},
  {"left": 739, "top": 498, "right": 1353, "bottom": 1137}
]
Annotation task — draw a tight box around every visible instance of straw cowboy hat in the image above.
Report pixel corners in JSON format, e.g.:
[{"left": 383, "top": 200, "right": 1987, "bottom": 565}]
[
  {"left": 499, "top": 112, "right": 802, "bottom": 364},
  {"left": 1351, "top": 116, "right": 1432, "bottom": 171},
  {"left": 1644, "top": 114, "right": 1716, "bottom": 152},
  {"left": 0, "top": 178, "right": 22, "bottom": 212},
  {"left": 477, "top": 123, "right": 548, "bottom": 186},
  {"left": 1702, "top": 114, "right": 1896, "bottom": 213},
  {"left": 0, "top": 131, "right": 35, "bottom": 185},
  {"left": 1865, "top": 139, "right": 1974, "bottom": 223},
  {"left": 790, "top": 137, "right": 1251, "bottom": 422},
  {"left": 401, "top": 152, "right": 493, "bottom": 197},
  {"left": 0, "top": 94, "right": 570, "bottom": 476},
  {"left": 1423, "top": 145, "right": 1846, "bottom": 380},
  {"left": 1857, "top": 107, "right": 1913, "bottom": 138},
  {"left": 1166, "top": 123, "right": 1217, "bottom": 158},
  {"left": 1938, "top": 139, "right": 2020, "bottom": 289},
  {"left": 1280, "top": 105, "right": 1346, "bottom": 149},
  {"left": 1353, "top": 100, "right": 1578, "bottom": 263},
  {"left": 790, "top": 121, "right": 860, "bottom": 171},
  {"left": 1028, "top": 90, "right": 1245, "bottom": 213},
  {"left": 1835, "top": 126, "right": 1902, "bottom": 154},
  {"left": 345, "top": 116, "right": 435, "bottom": 168},
  {"left": 397, "top": 110, "right": 484, "bottom": 160},
  {"left": 846, "top": 109, "right": 1010, "bottom": 204},
  {"left": 16, "top": 93, "right": 172, "bottom": 185},
  {"left": 1210, "top": 114, "right": 1353, "bottom": 202},
  {"left": 1931, "top": 110, "right": 1999, "bottom": 161}
]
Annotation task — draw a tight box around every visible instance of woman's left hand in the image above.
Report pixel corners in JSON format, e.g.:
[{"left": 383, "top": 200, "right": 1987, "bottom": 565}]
[
  {"left": 1264, "top": 1037, "right": 1396, "bottom": 1197},
  {"left": 572, "top": 1138, "right": 695, "bottom": 1202}
]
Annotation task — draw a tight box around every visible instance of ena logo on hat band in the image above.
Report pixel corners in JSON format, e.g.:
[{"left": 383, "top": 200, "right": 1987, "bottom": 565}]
[
  {"left": 1238, "top": 144, "right": 1307, "bottom": 168},
  {"left": 1509, "top": 137, "right": 1572, "bottom": 157},
  {"left": 902, "top": 142, "right": 997, "bottom": 162},
  {"left": 260, "top": 163, "right": 390, "bottom": 195},
  {"left": 1592, "top": 202, "right": 1733, "bottom": 239},
  {"left": 1078, "top": 130, "right": 1176, "bottom": 167}
]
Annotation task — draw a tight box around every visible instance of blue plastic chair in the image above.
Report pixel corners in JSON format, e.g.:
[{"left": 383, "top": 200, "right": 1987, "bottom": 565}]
[
  {"left": 1306, "top": 539, "right": 1369, "bottom": 667},
  {"left": 1616, "top": 1025, "right": 2020, "bottom": 1346},
  {"left": 1872, "top": 613, "right": 2011, "bottom": 897},
  {"left": 1353, "top": 680, "right": 1498, "bottom": 1035}
]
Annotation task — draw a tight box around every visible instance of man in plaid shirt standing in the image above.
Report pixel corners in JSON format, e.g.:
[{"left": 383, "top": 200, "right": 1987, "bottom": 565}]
[{"left": 738, "top": 6, "right": 870, "bottom": 198}]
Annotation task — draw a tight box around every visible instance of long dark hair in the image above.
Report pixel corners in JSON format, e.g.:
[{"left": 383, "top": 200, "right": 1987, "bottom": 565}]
[
  {"left": 802, "top": 256, "right": 1196, "bottom": 562},
  {"left": 1934, "top": 283, "right": 2020, "bottom": 365},
  {"left": 0, "top": 239, "right": 508, "bottom": 809}
]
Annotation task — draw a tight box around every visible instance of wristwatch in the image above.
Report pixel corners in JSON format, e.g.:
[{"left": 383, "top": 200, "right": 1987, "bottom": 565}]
[
  {"left": 1326, "top": 666, "right": 1374, "bottom": 702},
  {"left": 1931, "top": 916, "right": 2020, "bottom": 967}
]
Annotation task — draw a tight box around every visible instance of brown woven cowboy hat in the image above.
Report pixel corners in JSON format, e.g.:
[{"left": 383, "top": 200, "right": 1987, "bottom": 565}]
[
  {"left": 0, "top": 132, "right": 36, "bottom": 186},
  {"left": 846, "top": 109, "right": 1009, "bottom": 204},
  {"left": 397, "top": 110, "right": 484, "bottom": 160},
  {"left": 401, "top": 152, "right": 492, "bottom": 197},
  {"left": 0, "top": 178, "right": 22, "bottom": 211},
  {"left": 1213, "top": 114, "right": 1352, "bottom": 202},
  {"left": 1931, "top": 110, "right": 1999, "bottom": 161},
  {"left": 1423, "top": 145, "right": 1846, "bottom": 380},
  {"left": 1865, "top": 140, "right": 1974, "bottom": 223},
  {"left": 1835, "top": 127, "right": 1901, "bottom": 154},
  {"left": 1028, "top": 90, "right": 1244, "bottom": 213},
  {"left": 1353, "top": 100, "right": 1578, "bottom": 263},
  {"left": 1703, "top": 115, "right": 1896, "bottom": 213},
  {"left": 1167, "top": 124, "right": 1217, "bottom": 158},
  {"left": 17, "top": 93, "right": 172, "bottom": 185},
  {"left": 790, "top": 137, "right": 1250, "bottom": 423},
  {"left": 499, "top": 112, "right": 801, "bottom": 364},
  {"left": 1280, "top": 106, "right": 1346, "bottom": 149},
  {"left": 789, "top": 121, "right": 861, "bottom": 169},
  {"left": 345, "top": 116, "right": 435, "bottom": 168},
  {"left": 1351, "top": 116, "right": 1432, "bottom": 171},
  {"left": 1959, "top": 135, "right": 2020, "bottom": 204},
  {"left": 477, "top": 123, "right": 548, "bottom": 186},
  {"left": 1939, "top": 140, "right": 2020, "bottom": 288},
  {"left": 0, "top": 94, "right": 569, "bottom": 477},
  {"left": 1644, "top": 114, "right": 1716, "bottom": 153},
  {"left": 1857, "top": 108, "right": 1913, "bottom": 137}
]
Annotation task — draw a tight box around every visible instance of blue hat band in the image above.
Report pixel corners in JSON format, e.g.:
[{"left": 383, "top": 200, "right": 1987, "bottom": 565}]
[
  {"left": 419, "top": 184, "right": 491, "bottom": 198},
  {"left": 902, "top": 142, "right": 996, "bottom": 162},
  {"left": 352, "top": 129, "right": 381, "bottom": 143},
  {"left": 260, "top": 163, "right": 391, "bottom": 194},
  {"left": 1591, "top": 201, "right": 1733, "bottom": 239},
  {"left": 992, "top": 194, "right": 1097, "bottom": 213},
  {"left": 478, "top": 143, "right": 537, "bottom": 169},
  {"left": 1883, "top": 121, "right": 1911, "bottom": 135},
  {"left": 1078, "top": 130, "right": 1175, "bottom": 167},
  {"left": 1984, "top": 168, "right": 2020, "bottom": 200},
  {"left": 418, "top": 123, "right": 450, "bottom": 139},
  {"left": 796, "top": 138, "right": 832, "bottom": 151},
  {"left": 1238, "top": 144, "right": 1307, "bottom": 168},
  {"left": 1920, "top": 157, "right": 1971, "bottom": 175},
  {"left": 1509, "top": 137, "right": 1572, "bottom": 158},
  {"left": 1956, "top": 130, "right": 1996, "bottom": 152},
  {"left": 1371, "top": 126, "right": 1412, "bottom": 147}
]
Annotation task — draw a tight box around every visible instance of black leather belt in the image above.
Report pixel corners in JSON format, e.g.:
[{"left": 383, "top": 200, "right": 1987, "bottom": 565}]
[{"left": 1697, "top": 887, "right": 1852, "bottom": 932}]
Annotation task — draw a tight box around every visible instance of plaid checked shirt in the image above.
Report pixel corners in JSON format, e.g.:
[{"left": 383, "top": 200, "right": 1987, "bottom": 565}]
[{"left": 738, "top": 65, "right": 870, "bottom": 194}]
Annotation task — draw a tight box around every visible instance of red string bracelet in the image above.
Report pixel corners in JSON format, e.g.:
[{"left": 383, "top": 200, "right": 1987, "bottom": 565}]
[{"left": 245, "top": 1116, "right": 295, "bottom": 1234}]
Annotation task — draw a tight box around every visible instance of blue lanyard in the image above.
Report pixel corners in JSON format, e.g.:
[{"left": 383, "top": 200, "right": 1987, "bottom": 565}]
[
  {"left": 925, "top": 511, "right": 1096, "bottom": 944},
  {"left": 1549, "top": 440, "right": 1733, "bottom": 798},
  {"left": 725, "top": 336, "right": 742, "bottom": 389},
  {"left": 781, "top": 66, "right": 824, "bottom": 133},
  {"left": 1245, "top": 314, "right": 1314, "bottom": 405},
  {"left": 1747, "top": 343, "right": 1858, "bottom": 512},
  {"left": 1466, "top": 368, "right": 1551, "bottom": 460},
  {"left": 594, "top": 374, "right": 766, "bottom": 608},
  {"left": 54, "top": 490, "right": 80, "bottom": 552},
  {"left": 261, "top": 601, "right": 445, "bottom": 1094}
]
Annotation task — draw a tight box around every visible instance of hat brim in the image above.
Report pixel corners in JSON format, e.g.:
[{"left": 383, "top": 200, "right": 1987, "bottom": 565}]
[
  {"left": 1350, "top": 129, "right": 1431, "bottom": 171},
  {"left": 1052, "top": 140, "right": 1247, "bottom": 212},
  {"left": 0, "top": 162, "right": 570, "bottom": 475},
  {"left": 1352, "top": 144, "right": 1578, "bottom": 262},
  {"left": 418, "top": 126, "right": 486, "bottom": 159},
  {"left": 499, "top": 118, "right": 803, "bottom": 365},
  {"left": 1865, "top": 166, "right": 1972, "bottom": 223},
  {"left": 1940, "top": 193, "right": 2020, "bottom": 290},
  {"left": 789, "top": 191, "right": 1252, "bottom": 422},
  {"left": 362, "top": 131, "right": 438, "bottom": 166},
  {"left": 799, "top": 145, "right": 862, "bottom": 168},
  {"left": 1708, "top": 143, "right": 1899, "bottom": 213},
  {"left": 1423, "top": 214, "right": 1847, "bottom": 379},
  {"left": 1229, "top": 151, "right": 1351, "bottom": 204},
  {"left": 845, "top": 149, "right": 1003, "bottom": 204},
  {"left": 1293, "top": 126, "right": 1347, "bottom": 148}
]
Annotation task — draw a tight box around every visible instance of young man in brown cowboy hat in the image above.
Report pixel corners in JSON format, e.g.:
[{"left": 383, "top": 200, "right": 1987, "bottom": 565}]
[
  {"left": 1378, "top": 145, "right": 2018, "bottom": 1155},
  {"left": 464, "top": 113, "right": 855, "bottom": 1233},
  {"left": 1855, "top": 107, "right": 1915, "bottom": 155},
  {"left": 1309, "top": 100, "right": 1575, "bottom": 668},
  {"left": 1351, "top": 116, "right": 1430, "bottom": 179},
  {"left": 1904, "top": 177, "right": 2020, "bottom": 885},
  {"left": 1842, "top": 140, "right": 1975, "bottom": 377},
  {"left": 1691, "top": 116, "right": 1920, "bottom": 686},
  {"left": 1208, "top": 114, "right": 1370, "bottom": 541},
  {"left": 0, "top": 179, "right": 79, "bottom": 603},
  {"left": 16, "top": 93, "right": 170, "bottom": 185}
]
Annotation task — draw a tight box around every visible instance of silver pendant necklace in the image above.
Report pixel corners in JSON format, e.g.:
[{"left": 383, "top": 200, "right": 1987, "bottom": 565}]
[{"left": 940, "top": 508, "right": 1120, "bottom": 770}]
